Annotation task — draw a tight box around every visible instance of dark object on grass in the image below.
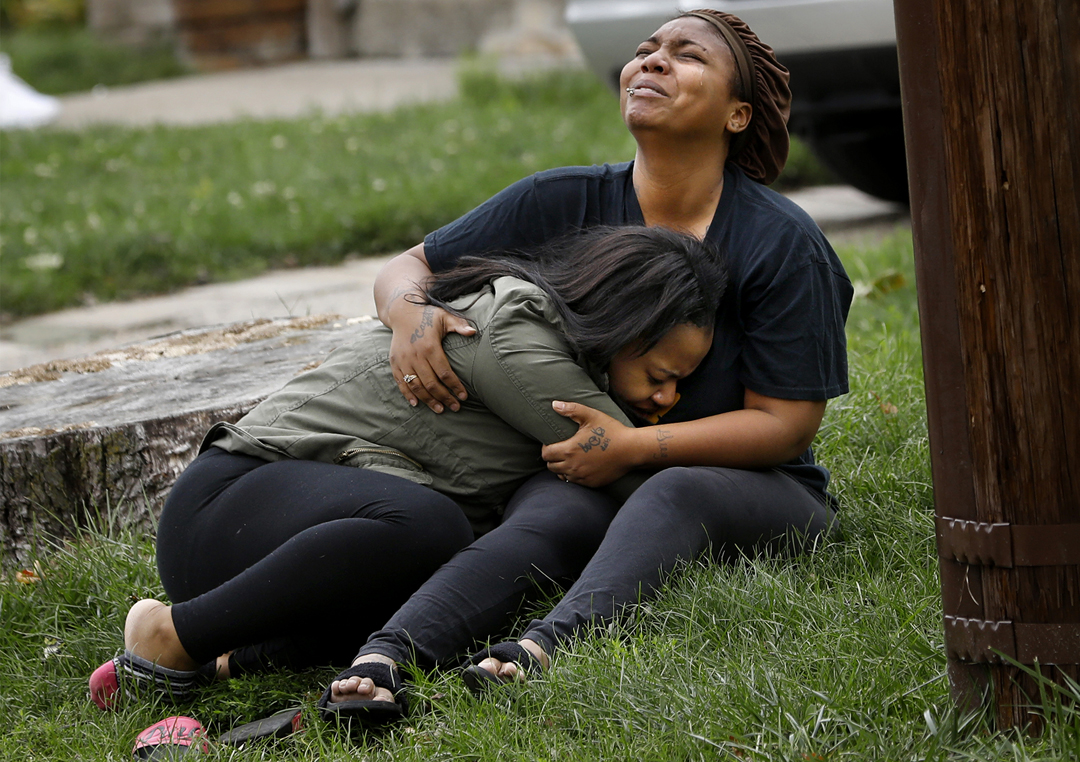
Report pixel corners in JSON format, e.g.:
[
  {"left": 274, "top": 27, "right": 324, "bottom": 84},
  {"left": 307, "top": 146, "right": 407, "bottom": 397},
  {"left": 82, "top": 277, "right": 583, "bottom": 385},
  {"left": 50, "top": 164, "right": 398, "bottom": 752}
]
[
  {"left": 462, "top": 641, "right": 543, "bottom": 695},
  {"left": 132, "top": 716, "right": 208, "bottom": 759},
  {"left": 218, "top": 707, "right": 303, "bottom": 745},
  {"left": 317, "top": 662, "right": 408, "bottom": 725}
]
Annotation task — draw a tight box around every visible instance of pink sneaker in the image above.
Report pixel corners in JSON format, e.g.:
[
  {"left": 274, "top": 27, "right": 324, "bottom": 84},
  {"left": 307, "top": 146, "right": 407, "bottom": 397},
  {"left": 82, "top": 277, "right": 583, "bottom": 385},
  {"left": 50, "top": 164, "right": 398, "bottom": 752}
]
[
  {"left": 89, "top": 651, "right": 210, "bottom": 710},
  {"left": 89, "top": 658, "right": 120, "bottom": 710}
]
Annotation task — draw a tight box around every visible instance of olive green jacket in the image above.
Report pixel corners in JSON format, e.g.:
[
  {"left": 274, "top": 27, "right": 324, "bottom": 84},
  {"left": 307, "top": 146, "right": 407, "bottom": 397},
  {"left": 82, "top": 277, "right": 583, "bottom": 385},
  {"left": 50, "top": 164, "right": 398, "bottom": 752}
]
[{"left": 203, "top": 277, "right": 644, "bottom": 534}]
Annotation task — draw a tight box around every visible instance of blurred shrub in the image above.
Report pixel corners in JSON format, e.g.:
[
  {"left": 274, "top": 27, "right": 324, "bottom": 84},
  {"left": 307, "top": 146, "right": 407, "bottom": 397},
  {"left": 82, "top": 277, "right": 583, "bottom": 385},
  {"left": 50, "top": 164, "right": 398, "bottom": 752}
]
[
  {"left": 0, "top": 27, "right": 189, "bottom": 94},
  {"left": 2, "top": 0, "right": 84, "bottom": 29},
  {"left": 771, "top": 136, "right": 838, "bottom": 191},
  {"left": 458, "top": 59, "right": 610, "bottom": 110},
  {"left": 459, "top": 59, "right": 835, "bottom": 192}
]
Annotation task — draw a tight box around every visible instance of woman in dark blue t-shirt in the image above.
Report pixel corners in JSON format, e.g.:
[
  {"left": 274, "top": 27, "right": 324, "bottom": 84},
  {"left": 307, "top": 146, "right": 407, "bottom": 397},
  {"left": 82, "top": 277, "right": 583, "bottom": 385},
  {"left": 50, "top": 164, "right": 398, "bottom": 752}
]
[{"left": 323, "top": 9, "right": 855, "bottom": 716}]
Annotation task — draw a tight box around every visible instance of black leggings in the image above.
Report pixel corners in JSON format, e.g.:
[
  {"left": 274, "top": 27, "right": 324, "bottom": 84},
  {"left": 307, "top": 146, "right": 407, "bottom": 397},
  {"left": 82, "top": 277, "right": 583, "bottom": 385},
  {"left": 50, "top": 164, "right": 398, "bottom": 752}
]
[
  {"left": 157, "top": 447, "right": 474, "bottom": 672},
  {"left": 159, "top": 449, "right": 836, "bottom": 674},
  {"left": 358, "top": 465, "right": 837, "bottom": 666}
]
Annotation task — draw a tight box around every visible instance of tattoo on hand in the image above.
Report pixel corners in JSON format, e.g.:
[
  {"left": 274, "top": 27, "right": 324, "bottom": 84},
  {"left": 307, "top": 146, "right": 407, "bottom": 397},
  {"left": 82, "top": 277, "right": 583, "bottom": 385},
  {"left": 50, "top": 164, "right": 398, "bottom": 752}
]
[
  {"left": 578, "top": 426, "right": 611, "bottom": 454},
  {"left": 409, "top": 306, "right": 434, "bottom": 344},
  {"left": 654, "top": 428, "right": 673, "bottom": 459}
]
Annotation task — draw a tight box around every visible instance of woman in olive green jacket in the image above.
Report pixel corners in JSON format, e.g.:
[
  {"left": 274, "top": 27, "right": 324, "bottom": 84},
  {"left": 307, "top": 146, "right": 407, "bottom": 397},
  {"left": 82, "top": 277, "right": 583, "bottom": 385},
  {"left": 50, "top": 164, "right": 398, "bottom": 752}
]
[{"left": 90, "top": 226, "right": 726, "bottom": 710}]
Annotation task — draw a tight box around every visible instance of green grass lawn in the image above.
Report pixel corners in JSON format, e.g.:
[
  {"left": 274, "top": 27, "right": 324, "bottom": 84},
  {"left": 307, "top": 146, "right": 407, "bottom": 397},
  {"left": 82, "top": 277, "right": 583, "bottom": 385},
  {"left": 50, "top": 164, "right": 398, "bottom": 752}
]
[
  {"left": 0, "top": 67, "right": 833, "bottom": 319},
  {"left": 3, "top": 229, "right": 1077, "bottom": 760}
]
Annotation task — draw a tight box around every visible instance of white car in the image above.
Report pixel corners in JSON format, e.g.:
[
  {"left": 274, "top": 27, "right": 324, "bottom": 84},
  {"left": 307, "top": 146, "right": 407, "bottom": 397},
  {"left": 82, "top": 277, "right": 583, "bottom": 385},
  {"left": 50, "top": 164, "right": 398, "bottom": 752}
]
[{"left": 566, "top": 1, "right": 907, "bottom": 203}]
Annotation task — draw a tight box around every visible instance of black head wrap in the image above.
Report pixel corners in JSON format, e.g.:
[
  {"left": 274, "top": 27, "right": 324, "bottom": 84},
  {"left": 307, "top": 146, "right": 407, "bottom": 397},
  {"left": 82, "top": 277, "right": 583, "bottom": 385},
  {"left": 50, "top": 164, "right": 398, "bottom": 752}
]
[{"left": 680, "top": 10, "right": 792, "bottom": 185}]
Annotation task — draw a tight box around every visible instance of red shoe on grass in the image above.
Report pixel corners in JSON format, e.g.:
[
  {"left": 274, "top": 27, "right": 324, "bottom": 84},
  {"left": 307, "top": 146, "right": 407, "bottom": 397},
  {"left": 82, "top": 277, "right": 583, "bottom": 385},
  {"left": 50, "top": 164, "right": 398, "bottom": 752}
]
[{"left": 132, "top": 716, "right": 208, "bottom": 760}]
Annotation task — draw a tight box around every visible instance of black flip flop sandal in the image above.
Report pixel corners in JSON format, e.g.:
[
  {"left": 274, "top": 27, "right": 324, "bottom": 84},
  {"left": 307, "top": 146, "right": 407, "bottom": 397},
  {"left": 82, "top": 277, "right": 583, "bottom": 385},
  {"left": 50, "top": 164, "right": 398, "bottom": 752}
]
[
  {"left": 462, "top": 641, "right": 543, "bottom": 696},
  {"left": 317, "top": 662, "right": 408, "bottom": 726},
  {"left": 218, "top": 707, "right": 304, "bottom": 746}
]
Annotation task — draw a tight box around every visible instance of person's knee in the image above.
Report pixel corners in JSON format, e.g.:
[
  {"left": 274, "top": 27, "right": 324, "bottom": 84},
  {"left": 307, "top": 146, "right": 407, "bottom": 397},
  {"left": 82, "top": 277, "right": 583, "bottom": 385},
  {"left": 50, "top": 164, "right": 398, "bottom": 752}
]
[
  {"left": 634, "top": 467, "right": 835, "bottom": 559},
  {"left": 408, "top": 492, "right": 475, "bottom": 558},
  {"left": 628, "top": 467, "right": 724, "bottom": 524},
  {"left": 785, "top": 506, "right": 839, "bottom": 555},
  {"left": 504, "top": 484, "right": 616, "bottom": 557},
  {"left": 370, "top": 493, "right": 473, "bottom": 588},
  {"left": 350, "top": 486, "right": 473, "bottom": 566},
  {"left": 621, "top": 466, "right": 781, "bottom": 561},
  {"left": 600, "top": 467, "right": 723, "bottom": 562}
]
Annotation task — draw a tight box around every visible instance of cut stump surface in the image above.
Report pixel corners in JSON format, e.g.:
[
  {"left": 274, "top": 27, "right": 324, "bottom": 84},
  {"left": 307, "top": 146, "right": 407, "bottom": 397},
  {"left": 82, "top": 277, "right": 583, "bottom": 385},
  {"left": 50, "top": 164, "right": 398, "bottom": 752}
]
[{"left": 0, "top": 314, "right": 378, "bottom": 568}]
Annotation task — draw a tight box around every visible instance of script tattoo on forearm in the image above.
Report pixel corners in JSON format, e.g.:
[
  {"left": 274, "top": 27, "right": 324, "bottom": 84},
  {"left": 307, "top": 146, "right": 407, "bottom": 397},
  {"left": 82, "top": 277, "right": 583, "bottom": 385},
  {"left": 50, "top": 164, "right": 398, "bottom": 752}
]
[
  {"left": 578, "top": 426, "right": 611, "bottom": 453},
  {"left": 654, "top": 428, "right": 673, "bottom": 459},
  {"left": 409, "top": 306, "right": 434, "bottom": 344}
]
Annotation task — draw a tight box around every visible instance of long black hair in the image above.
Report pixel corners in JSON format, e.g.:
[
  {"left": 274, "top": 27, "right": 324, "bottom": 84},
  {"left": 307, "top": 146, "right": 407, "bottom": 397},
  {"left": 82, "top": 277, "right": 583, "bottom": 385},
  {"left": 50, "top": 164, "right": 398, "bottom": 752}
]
[{"left": 423, "top": 226, "right": 728, "bottom": 370}]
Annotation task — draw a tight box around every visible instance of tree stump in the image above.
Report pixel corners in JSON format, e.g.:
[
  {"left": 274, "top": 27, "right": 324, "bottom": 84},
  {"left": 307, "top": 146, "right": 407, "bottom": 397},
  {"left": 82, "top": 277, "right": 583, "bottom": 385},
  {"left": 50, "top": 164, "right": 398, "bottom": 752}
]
[{"left": 0, "top": 314, "right": 377, "bottom": 569}]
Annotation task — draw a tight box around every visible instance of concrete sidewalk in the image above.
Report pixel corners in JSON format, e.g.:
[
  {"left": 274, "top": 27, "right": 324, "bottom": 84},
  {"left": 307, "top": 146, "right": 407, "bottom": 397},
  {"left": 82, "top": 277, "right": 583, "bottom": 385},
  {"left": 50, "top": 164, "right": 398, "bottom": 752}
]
[
  {"left": 54, "top": 58, "right": 461, "bottom": 129},
  {"left": 0, "top": 61, "right": 909, "bottom": 373},
  {"left": 53, "top": 55, "right": 577, "bottom": 129}
]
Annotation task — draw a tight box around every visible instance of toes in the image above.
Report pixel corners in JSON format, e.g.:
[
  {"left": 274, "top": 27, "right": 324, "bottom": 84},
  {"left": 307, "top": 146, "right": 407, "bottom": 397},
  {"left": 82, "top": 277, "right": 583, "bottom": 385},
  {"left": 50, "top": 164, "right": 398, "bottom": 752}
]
[
  {"left": 328, "top": 656, "right": 403, "bottom": 707},
  {"left": 329, "top": 676, "right": 398, "bottom": 705},
  {"left": 478, "top": 658, "right": 524, "bottom": 683},
  {"left": 331, "top": 676, "right": 375, "bottom": 702},
  {"left": 500, "top": 662, "right": 524, "bottom": 683},
  {"left": 370, "top": 687, "right": 395, "bottom": 703}
]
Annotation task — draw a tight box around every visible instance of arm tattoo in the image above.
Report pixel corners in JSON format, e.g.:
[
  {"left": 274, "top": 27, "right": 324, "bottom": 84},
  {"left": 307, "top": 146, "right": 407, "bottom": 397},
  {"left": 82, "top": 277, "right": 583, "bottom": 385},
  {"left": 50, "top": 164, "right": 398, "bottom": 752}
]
[
  {"left": 388, "top": 285, "right": 411, "bottom": 305},
  {"left": 577, "top": 426, "right": 611, "bottom": 454},
  {"left": 409, "top": 306, "right": 435, "bottom": 344},
  {"left": 653, "top": 428, "right": 673, "bottom": 459}
]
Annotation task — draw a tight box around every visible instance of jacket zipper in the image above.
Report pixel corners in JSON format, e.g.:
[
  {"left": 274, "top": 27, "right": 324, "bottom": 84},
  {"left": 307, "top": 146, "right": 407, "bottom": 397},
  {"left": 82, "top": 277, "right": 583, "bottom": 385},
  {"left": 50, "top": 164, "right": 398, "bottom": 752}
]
[{"left": 334, "top": 447, "right": 424, "bottom": 470}]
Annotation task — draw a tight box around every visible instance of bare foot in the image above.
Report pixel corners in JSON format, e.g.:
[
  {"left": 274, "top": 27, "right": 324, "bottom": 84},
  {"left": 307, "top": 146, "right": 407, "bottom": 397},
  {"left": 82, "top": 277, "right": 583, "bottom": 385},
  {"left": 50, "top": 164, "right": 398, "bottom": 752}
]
[
  {"left": 329, "top": 653, "right": 398, "bottom": 705},
  {"left": 124, "top": 599, "right": 199, "bottom": 672},
  {"left": 475, "top": 638, "right": 550, "bottom": 683}
]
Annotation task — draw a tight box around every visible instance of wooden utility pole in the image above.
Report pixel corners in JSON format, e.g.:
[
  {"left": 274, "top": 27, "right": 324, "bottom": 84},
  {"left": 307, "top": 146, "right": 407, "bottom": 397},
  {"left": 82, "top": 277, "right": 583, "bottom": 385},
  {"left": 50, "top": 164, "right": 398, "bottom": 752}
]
[{"left": 894, "top": 0, "right": 1080, "bottom": 728}]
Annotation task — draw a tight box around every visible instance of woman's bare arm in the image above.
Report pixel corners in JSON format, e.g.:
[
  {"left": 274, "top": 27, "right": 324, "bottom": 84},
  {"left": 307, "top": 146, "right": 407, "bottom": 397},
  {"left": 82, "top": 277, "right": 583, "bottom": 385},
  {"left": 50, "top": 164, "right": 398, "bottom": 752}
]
[
  {"left": 540, "top": 389, "right": 826, "bottom": 487},
  {"left": 374, "top": 244, "right": 475, "bottom": 412}
]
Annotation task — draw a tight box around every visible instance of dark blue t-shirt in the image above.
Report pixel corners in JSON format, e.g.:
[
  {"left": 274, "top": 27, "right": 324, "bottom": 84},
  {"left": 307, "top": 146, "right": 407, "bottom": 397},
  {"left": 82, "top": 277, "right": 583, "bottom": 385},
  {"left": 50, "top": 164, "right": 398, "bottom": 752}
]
[{"left": 425, "top": 162, "right": 853, "bottom": 497}]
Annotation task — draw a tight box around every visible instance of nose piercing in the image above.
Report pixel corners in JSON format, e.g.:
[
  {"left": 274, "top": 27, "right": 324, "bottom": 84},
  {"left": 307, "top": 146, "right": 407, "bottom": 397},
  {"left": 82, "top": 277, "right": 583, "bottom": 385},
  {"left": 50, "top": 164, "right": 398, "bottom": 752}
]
[{"left": 626, "top": 87, "right": 635, "bottom": 97}]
